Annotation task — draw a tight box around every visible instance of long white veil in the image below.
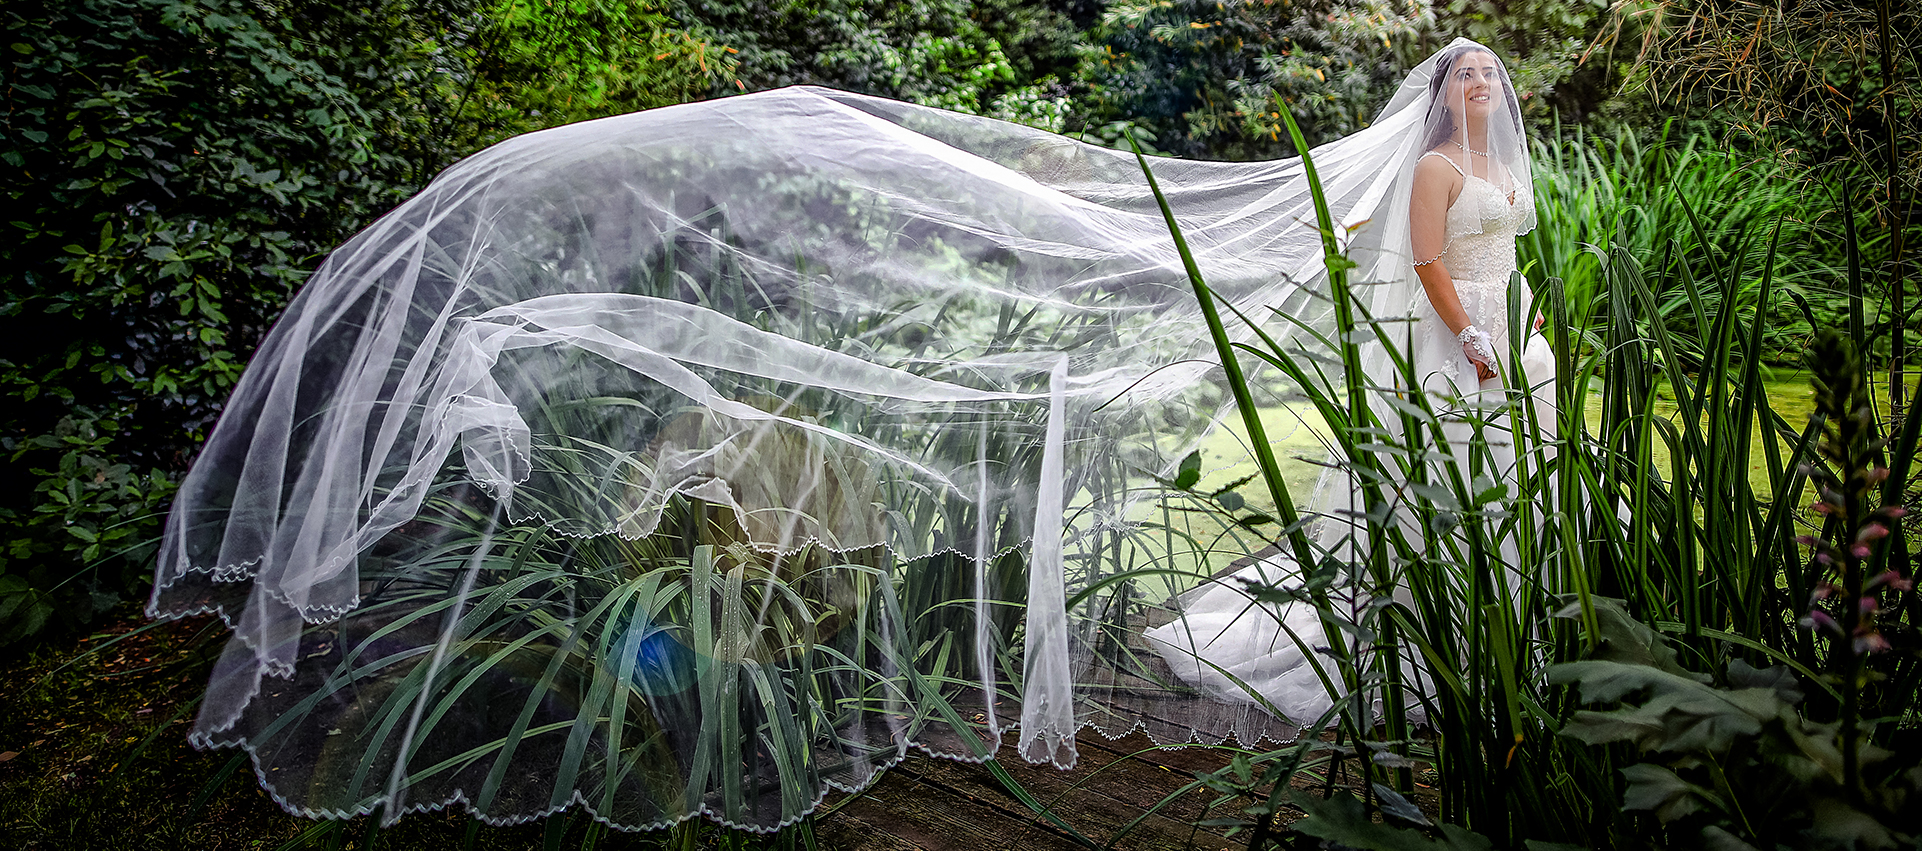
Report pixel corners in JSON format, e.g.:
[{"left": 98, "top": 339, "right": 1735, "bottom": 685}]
[{"left": 150, "top": 39, "right": 1527, "bottom": 830}]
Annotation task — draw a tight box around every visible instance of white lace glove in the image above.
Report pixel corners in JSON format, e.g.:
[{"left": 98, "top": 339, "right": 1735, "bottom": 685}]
[{"left": 1458, "top": 325, "right": 1497, "bottom": 371}]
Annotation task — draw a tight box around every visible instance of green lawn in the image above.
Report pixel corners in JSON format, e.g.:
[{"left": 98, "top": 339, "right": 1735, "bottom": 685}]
[{"left": 1109, "top": 368, "right": 1826, "bottom": 593}]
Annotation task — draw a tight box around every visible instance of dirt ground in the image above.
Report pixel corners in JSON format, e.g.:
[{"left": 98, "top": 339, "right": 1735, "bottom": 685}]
[{"left": 0, "top": 606, "right": 1423, "bottom": 850}]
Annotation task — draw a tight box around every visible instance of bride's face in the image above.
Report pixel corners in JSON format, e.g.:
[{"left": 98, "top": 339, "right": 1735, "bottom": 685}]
[{"left": 1443, "top": 51, "right": 1502, "bottom": 125}]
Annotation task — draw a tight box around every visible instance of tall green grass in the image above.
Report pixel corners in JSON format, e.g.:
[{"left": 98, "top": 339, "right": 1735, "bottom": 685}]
[
  {"left": 1523, "top": 125, "right": 1872, "bottom": 368},
  {"left": 1135, "top": 111, "right": 1922, "bottom": 848}
]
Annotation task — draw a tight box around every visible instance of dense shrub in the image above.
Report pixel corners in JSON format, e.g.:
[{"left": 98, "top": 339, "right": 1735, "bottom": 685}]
[
  {"left": 1085, "top": 0, "right": 1431, "bottom": 159},
  {"left": 0, "top": 0, "right": 1078, "bottom": 650},
  {"left": 457, "top": 0, "right": 724, "bottom": 151},
  {"left": 665, "top": 0, "right": 1088, "bottom": 129},
  {"left": 1082, "top": 0, "right": 1611, "bottom": 160},
  {"left": 0, "top": 0, "right": 475, "bottom": 645}
]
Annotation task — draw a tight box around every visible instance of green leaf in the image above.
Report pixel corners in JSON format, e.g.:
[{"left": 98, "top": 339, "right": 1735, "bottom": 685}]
[
  {"left": 1550, "top": 596, "right": 1702, "bottom": 678},
  {"left": 1695, "top": 826, "right": 1761, "bottom": 851},
  {"left": 1619, "top": 763, "right": 1711, "bottom": 823},
  {"left": 1371, "top": 783, "right": 1432, "bottom": 826},
  {"left": 1804, "top": 797, "right": 1904, "bottom": 850},
  {"left": 1173, "top": 449, "right": 1201, "bottom": 490},
  {"left": 1290, "top": 790, "right": 1449, "bottom": 850},
  {"left": 1434, "top": 826, "right": 1497, "bottom": 851},
  {"left": 1287, "top": 790, "right": 1495, "bottom": 850}
]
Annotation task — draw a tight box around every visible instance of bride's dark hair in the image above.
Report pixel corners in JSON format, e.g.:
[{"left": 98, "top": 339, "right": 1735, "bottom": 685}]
[{"left": 1421, "top": 44, "right": 1519, "bottom": 153}]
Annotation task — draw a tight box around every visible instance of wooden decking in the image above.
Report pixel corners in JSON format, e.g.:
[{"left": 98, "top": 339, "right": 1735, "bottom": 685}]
[{"left": 812, "top": 730, "right": 1251, "bottom": 851}]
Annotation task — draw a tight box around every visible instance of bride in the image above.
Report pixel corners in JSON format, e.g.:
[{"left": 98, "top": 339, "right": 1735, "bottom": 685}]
[
  {"left": 1143, "top": 41, "right": 1550, "bottom": 727},
  {"left": 148, "top": 38, "right": 1548, "bottom": 831}
]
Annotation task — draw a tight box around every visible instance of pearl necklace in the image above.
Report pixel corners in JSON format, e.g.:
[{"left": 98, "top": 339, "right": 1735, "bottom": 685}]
[{"left": 1454, "top": 140, "right": 1490, "bottom": 157}]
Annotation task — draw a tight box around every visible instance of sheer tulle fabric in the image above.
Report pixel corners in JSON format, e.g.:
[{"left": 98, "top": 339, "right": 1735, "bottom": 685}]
[{"left": 150, "top": 39, "right": 1522, "bottom": 831}]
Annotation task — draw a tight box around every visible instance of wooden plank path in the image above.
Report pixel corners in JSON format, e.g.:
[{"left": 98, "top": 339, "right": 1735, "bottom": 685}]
[{"left": 811, "top": 730, "right": 1252, "bottom": 851}]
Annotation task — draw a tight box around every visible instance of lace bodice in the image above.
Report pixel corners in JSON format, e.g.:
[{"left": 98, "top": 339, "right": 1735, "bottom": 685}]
[
  {"left": 1424, "top": 151, "right": 1531, "bottom": 286},
  {"left": 1444, "top": 179, "right": 1525, "bottom": 282}
]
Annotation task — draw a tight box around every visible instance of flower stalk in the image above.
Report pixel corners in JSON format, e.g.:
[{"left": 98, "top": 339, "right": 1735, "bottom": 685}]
[{"left": 1801, "top": 330, "right": 1909, "bottom": 799}]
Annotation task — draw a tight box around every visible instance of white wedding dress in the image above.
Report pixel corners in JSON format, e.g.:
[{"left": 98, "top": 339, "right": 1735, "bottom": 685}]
[{"left": 1142, "top": 148, "right": 1549, "bottom": 725}]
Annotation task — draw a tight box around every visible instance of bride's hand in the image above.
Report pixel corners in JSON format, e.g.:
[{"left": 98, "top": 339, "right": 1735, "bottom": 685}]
[{"left": 1459, "top": 325, "right": 1498, "bottom": 381}]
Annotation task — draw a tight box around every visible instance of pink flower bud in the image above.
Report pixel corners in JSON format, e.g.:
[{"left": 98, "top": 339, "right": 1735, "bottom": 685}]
[
  {"left": 1812, "top": 502, "right": 1835, "bottom": 515},
  {"left": 1816, "top": 551, "right": 1835, "bottom": 565},
  {"left": 1858, "top": 523, "right": 1891, "bottom": 542},
  {"left": 1868, "top": 468, "right": 1891, "bottom": 484},
  {"left": 1802, "top": 610, "right": 1840, "bottom": 634},
  {"left": 1860, "top": 597, "right": 1880, "bottom": 615},
  {"left": 1856, "top": 633, "right": 1891, "bottom": 654},
  {"left": 1796, "top": 535, "right": 1818, "bottom": 547},
  {"left": 1886, "top": 506, "right": 1909, "bottom": 519},
  {"left": 1813, "top": 582, "right": 1839, "bottom": 600},
  {"left": 1869, "top": 571, "right": 1917, "bottom": 592},
  {"left": 1853, "top": 544, "right": 1874, "bottom": 559}
]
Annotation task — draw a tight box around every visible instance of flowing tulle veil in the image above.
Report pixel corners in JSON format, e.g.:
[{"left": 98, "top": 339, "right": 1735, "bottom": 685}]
[{"left": 150, "top": 38, "right": 1531, "bottom": 830}]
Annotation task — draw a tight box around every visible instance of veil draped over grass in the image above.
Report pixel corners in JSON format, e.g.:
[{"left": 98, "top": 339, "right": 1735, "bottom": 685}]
[{"left": 146, "top": 51, "right": 1499, "bottom": 829}]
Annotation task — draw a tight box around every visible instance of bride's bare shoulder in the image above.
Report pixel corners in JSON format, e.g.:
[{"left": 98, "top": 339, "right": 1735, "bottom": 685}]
[
  {"left": 1412, "top": 149, "right": 1465, "bottom": 205},
  {"left": 1414, "top": 148, "right": 1466, "bottom": 181}
]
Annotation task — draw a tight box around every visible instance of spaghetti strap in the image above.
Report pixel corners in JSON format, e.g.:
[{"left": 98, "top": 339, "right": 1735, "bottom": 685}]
[{"left": 1420, "top": 150, "right": 1466, "bottom": 176}]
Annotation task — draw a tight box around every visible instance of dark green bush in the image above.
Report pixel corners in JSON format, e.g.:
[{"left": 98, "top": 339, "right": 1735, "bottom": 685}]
[
  {"left": 1083, "top": 0, "right": 1609, "bottom": 160},
  {"left": 666, "top": 0, "right": 1087, "bottom": 128},
  {"left": 458, "top": 0, "right": 723, "bottom": 151},
  {"left": 0, "top": 0, "right": 475, "bottom": 646}
]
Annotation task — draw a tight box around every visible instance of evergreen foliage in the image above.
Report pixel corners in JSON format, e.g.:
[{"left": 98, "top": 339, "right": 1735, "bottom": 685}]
[
  {"left": 0, "top": 0, "right": 474, "bottom": 644},
  {"left": 1082, "top": 0, "right": 1609, "bottom": 159},
  {"left": 457, "top": 0, "right": 725, "bottom": 150},
  {"left": 1087, "top": 0, "right": 1433, "bottom": 158},
  {"left": 666, "top": 0, "right": 1088, "bottom": 129}
]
